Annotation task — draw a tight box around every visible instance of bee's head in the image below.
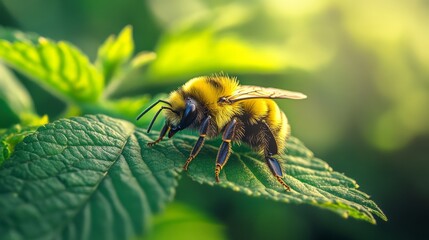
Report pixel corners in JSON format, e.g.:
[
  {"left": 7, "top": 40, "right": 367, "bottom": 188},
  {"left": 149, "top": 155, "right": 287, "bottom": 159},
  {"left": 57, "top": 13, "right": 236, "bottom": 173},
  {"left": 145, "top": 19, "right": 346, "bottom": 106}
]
[
  {"left": 135, "top": 97, "right": 200, "bottom": 137},
  {"left": 168, "top": 97, "right": 198, "bottom": 137}
]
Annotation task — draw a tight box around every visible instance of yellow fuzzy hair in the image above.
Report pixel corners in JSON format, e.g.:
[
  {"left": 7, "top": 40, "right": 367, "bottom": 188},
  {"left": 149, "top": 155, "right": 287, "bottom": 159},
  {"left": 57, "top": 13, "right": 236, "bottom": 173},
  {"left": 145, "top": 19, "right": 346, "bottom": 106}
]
[{"left": 165, "top": 76, "right": 241, "bottom": 130}]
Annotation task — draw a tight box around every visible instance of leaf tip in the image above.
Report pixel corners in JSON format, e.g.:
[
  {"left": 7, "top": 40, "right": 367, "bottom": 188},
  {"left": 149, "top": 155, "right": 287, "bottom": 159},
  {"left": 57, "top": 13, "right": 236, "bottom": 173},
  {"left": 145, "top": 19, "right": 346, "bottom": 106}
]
[
  {"left": 341, "top": 211, "right": 350, "bottom": 219},
  {"left": 123, "top": 25, "right": 133, "bottom": 33},
  {"left": 131, "top": 51, "right": 157, "bottom": 68},
  {"left": 38, "top": 37, "right": 49, "bottom": 45}
]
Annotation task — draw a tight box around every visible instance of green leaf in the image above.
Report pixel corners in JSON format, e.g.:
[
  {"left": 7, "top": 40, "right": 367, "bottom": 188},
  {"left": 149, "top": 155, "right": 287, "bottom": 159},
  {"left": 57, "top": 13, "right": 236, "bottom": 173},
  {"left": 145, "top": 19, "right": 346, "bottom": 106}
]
[
  {"left": 0, "top": 115, "right": 48, "bottom": 165},
  {"left": 142, "top": 203, "right": 226, "bottom": 240},
  {"left": 0, "top": 115, "right": 181, "bottom": 240},
  {"left": 96, "top": 26, "right": 157, "bottom": 98},
  {"left": 143, "top": 4, "right": 286, "bottom": 83},
  {"left": 0, "top": 115, "right": 386, "bottom": 240},
  {"left": 105, "top": 51, "right": 156, "bottom": 97},
  {"left": 130, "top": 51, "right": 157, "bottom": 69},
  {"left": 0, "top": 26, "right": 39, "bottom": 44},
  {"left": 0, "top": 63, "right": 35, "bottom": 126},
  {"left": 146, "top": 30, "right": 286, "bottom": 82},
  {"left": 176, "top": 135, "right": 387, "bottom": 224},
  {"left": 96, "top": 26, "right": 134, "bottom": 84},
  {"left": 0, "top": 33, "right": 103, "bottom": 103}
]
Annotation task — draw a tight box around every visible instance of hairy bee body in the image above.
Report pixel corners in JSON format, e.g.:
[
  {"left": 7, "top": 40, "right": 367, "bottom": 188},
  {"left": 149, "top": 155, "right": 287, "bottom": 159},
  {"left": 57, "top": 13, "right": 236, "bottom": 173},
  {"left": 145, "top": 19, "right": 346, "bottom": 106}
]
[
  {"left": 165, "top": 76, "right": 290, "bottom": 152},
  {"left": 137, "top": 75, "right": 306, "bottom": 190}
]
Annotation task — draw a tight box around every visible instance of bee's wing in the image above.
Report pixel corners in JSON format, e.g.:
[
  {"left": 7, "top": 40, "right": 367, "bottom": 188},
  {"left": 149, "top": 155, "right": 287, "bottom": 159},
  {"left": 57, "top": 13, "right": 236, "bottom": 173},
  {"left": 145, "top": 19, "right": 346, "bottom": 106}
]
[{"left": 224, "top": 85, "right": 307, "bottom": 103}]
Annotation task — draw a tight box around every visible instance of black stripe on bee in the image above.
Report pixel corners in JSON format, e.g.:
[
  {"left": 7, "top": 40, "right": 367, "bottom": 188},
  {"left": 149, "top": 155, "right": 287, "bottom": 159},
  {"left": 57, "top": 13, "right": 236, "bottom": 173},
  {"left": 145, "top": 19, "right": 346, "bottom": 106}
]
[{"left": 206, "top": 77, "right": 223, "bottom": 91}]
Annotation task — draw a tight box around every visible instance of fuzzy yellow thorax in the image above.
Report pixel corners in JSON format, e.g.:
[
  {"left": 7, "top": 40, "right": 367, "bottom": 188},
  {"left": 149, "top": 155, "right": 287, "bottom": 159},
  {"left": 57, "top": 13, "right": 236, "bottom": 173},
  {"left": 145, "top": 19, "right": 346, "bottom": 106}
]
[{"left": 166, "top": 76, "right": 241, "bottom": 130}]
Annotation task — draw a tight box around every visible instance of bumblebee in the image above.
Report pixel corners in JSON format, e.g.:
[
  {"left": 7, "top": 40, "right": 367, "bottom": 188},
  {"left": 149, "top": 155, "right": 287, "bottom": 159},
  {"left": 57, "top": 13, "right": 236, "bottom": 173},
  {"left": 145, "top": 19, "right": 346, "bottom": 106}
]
[{"left": 136, "top": 75, "right": 306, "bottom": 190}]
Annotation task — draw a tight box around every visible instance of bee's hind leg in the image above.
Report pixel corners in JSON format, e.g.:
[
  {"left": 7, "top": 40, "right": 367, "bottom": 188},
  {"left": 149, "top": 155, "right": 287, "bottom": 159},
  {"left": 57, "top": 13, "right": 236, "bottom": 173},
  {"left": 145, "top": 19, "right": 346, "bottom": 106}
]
[
  {"left": 265, "top": 155, "right": 290, "bottom": 191},
  {"left": 148, "top": 122, "right": 170, "bottom": 146},
  {"left": 262, "top": 121, "right": 290, "bottom": 191},
  {"left": 183, "top": 116, "right": 211, "bottom": 170},
  {"left": 215, "top": 118, "right": 237, "bottom": 182}
]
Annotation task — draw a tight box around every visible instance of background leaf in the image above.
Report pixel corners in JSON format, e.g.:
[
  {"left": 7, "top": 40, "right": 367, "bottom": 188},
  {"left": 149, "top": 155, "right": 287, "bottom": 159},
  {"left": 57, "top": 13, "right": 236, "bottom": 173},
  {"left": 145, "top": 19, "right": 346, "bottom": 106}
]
[
  {"left": 96, "top": 25, "right": 134, "bottom": 85},
  {"left": 0, "top": 26, "right": 39, "bottom": 44},
  {"left": 0, "top": 63, "right": 35, "bottom": 127},
  {"left": 0, "top": 115, "right": 181, "bottom": 240},
  {"left": 146, "top": 29, "right": 286, "bottom": 82},
  {"left": 142, "top": 203, "right": 226, "bottom": 240},
  {"left": 0, "top": 35, "right": 103, "bottom": 104},
  {"left": 128, "top": 3, "right": 289, "bottom": 89},
  {"left": 90, "top": 95, "right": 151, "bottom": 125},
  {"left": 0, "top": 115, "right": 48, "bottom": 165},
  {"left": 106, "top": 51, "right": 157, "bottom": 97},
  {"left": 94, "top": 26, "right": 156, "bottom": 99}
]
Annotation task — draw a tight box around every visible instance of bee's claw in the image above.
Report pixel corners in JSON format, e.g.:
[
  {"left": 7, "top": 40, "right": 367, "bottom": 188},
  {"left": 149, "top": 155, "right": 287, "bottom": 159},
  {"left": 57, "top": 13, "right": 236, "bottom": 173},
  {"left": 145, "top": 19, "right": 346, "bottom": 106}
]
[
  {"left": 276, "top": 176, "right": 291, "bottom": 191},
  {"left": 215, "top": 164, "right": 221, "bottom": 183},
  {"left": 183, "top": 157, "right": 193, "bottom": 171}
]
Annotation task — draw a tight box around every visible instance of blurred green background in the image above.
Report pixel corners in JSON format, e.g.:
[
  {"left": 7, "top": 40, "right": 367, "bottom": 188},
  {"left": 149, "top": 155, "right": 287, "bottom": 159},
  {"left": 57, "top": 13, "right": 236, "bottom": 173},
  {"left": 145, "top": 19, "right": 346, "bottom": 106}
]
[{"left": 1, "top": 0, "right": 428, "bottom": 239}]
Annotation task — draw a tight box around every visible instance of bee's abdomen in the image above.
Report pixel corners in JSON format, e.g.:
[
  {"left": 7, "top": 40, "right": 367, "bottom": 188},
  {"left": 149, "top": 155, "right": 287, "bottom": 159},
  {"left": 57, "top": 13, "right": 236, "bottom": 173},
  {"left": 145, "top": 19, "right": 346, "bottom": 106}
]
[{"left": 238, "top": 99, "right": 289, "bottom": 154}]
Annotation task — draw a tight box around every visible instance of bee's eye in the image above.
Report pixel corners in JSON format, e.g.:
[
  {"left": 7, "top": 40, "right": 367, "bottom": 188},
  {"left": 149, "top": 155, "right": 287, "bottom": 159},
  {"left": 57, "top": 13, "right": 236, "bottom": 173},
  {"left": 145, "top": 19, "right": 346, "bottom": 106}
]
[
  {"left": 218, "top": 97, "right": 230, "bottom": 104},
  {"left": 176, "top": 98, "right": 198, "bottom": 130}
]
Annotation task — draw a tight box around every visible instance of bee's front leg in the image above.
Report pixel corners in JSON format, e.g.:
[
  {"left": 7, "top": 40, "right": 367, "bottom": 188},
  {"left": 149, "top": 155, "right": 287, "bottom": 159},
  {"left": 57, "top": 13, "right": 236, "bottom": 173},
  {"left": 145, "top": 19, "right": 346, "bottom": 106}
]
[
  {"left": 215, "top": 118, "right": 237, "bottom": 182},
  {"left": 183, "top": 115, "right": 212, "bottom": 170},
  {"left": 147, "top": 122, "right": 170, "bottom": 147}
]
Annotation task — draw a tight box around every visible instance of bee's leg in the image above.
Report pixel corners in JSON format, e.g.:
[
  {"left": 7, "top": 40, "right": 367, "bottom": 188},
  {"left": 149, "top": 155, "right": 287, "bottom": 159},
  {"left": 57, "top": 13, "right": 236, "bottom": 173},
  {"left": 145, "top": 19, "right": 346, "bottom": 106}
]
[
  {"left": 147, "top": 122, "right": 170, "bottom": 147},
  {"left": 265, "top": 155, "right": 290, "bottom": 191},
  {"left": 215, "top": 118, "right": 237, "bottom": 182},
  {"left": 183, "top": 115, "right": 211, "bottom": 170},
  {"left": 262, "top": 121, "right": 290, "bottom": 191}
]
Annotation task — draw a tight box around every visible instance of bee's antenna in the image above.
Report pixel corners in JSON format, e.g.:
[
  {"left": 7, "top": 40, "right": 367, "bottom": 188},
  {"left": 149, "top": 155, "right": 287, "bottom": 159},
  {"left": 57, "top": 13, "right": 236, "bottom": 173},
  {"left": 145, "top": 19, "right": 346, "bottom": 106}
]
[
  {"left": 147, "top": 107, "right": 178, "bottom": 133},
  {"left": 136, "top": 100, "right": 172, "bottom": 120}
]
